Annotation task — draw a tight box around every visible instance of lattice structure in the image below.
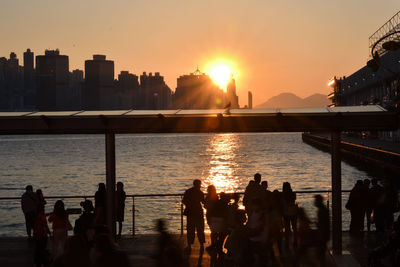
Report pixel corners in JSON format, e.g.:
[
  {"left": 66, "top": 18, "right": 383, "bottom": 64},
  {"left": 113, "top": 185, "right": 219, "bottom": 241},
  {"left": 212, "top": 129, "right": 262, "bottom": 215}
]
[{"left": 369, "top": 10, "right": 400, "bottom": 57}]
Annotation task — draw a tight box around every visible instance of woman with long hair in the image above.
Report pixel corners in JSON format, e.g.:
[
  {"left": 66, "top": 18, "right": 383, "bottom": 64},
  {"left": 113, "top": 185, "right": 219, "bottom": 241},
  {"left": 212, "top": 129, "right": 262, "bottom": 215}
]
[
  {"left": 204, "top": 185, "right": 219, "bottom": 251},
  {"left": 48, "top": 200, "right": 72, "bottom": 257}
]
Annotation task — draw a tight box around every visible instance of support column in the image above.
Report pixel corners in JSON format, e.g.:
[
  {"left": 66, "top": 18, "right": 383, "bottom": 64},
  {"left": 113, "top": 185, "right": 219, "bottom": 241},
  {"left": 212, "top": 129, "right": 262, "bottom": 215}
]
[
  {"left": 106, "top": 133, "right": 116, "bottom": 237},
  {"left": 331, "top": 131, "right": 342, "bottom": 255}
]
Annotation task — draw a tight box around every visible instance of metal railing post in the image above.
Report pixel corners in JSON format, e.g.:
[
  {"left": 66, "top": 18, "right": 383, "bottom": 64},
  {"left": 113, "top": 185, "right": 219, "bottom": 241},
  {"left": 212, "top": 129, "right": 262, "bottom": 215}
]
[
  {"left": 132, "top": 196, "right": 135, "bottom": 237},
  {"left": 180, "top": 196, "right": 184, "bottom": 237}
]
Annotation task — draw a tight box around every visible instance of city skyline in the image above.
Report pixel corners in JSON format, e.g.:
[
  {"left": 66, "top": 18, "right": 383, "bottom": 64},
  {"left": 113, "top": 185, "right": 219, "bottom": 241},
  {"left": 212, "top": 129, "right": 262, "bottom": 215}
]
[{"left": 0, "top": 1, "right": 399, "bottom": 106}]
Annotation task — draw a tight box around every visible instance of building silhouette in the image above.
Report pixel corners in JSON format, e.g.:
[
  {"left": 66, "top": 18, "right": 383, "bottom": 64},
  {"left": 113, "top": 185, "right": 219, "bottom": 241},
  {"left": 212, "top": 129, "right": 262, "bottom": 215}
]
[
  {"left": 173, "top": 68, "right": 226, "bottom": 109},
  {"left": 23, "top": 49, "right": 36, "bottom": 108},
  {"left": 36, "top": 49, "right": 69, "bottom": 111},
  {"left": 248, "top": 91, "right": 253, "bottom": 109},
  {"left": 0, "top": 52, "right": 24, "bottom": 110},
  {"left": 140, "top": 72, "right": 172, "bottom": 109},
  {"left": 117, "top": 71, "right": 139, "bottom": 109},
  {"left": 84, "top": 55, "right": 114, "bottom": 110},
  {"left": 70, "top": 69, "right": 84, "bottom": 110},
  {"left": 226, "top": 75, "right": 239, "bottom": 109}
]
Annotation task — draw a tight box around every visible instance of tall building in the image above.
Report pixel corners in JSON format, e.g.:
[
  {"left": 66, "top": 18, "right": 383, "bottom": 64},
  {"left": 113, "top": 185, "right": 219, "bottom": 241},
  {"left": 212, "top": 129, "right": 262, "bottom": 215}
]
[
  {"left": 23, "top": 48, "right": 35, "bottom": 108},
  {"left": 248, "top": 91, "right": 253, "bottom": 109},
  {"left": 174, "top": 68, "right": 226, "bottom": 109},
  {"left": 70, "top": 69, "right": 84, "bottom": 110},
  {"left": 84, "top": 55, "right": 114, "bottom": 110},
  {"left": 226, "top": 75, "right": 239, "bottom": 108},
  {"left": 140, "top": 72, "right": 172, "bottom": 109},
  {"left": 117, "top": 71, "right": 139, "bottom": 109},
  {"left": 0, "top": 52, "right": 24, "bottom": 110},
  {"left": 36, "top": 49, "right": 69, "bottom": 110}
]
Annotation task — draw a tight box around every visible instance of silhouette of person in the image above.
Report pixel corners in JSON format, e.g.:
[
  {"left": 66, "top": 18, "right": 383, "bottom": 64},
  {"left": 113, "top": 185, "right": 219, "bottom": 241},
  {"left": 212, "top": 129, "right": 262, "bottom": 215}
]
[
  {"left": 115, "top": 182, "right": 126, "bottom": 239},
  {"left": 92, "top": 233, "right": 130, "bottom": 267},
  {"left": 204, "top": 185, "right": 219, "bottom": 250},
  {"left": 21, "top": 185, "right": 38, "bottom": 239},
  {"left": 95, "top": 183, "right": 107, "bottom": 225},
  {"left": 74, "top": 199, "right": 95, "bottom": 242},
  {"left": 243, "top": 173, "right": 264, "bottom": 214},
  {"left": 314, "top": 194, "right": 330, "bottom": 266},
  {"left": 33, "top": 204, "right": 51, "bottom": 267},
  {"left": 36, "top": 189, "right": 47, "bottom": 213},
  {"left": 370, "top": 178, "right": 384, "bottom": 231},
  {"left": 52, "top": 235, "right": 91, "bottom": 267},
  {"left": 346, "top": 180, "right": 364, "bottom": 235},
  {"left": 182, "top": 179, "right": 205, "bottom": 251},
  {"left": 282, "top": 182, "right": 297, "bottom": 246},
  {"left": 155, "top": 219, "right": 183, "bottom": 267},
  {"left": 363, "top": 179, "right": 373, "bottom": 232},
  {"left": 48, "top": 200, "right": 72, "bottom": 257},
  {"left": 261, "top": 180, "right": 272, "bottom": 210}
]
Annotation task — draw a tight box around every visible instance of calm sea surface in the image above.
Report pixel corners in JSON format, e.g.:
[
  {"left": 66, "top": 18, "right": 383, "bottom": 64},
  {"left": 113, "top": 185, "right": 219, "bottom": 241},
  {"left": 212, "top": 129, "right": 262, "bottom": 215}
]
[{"left": 0, "top": 133, "right": 373, "bottom": 236}]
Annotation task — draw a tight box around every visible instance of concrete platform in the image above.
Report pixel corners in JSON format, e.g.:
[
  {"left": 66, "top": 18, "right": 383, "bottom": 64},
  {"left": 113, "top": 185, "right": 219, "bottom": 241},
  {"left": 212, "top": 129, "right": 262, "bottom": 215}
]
[{"left": 2, "top": 232, "right": 383, "bottom": 267}]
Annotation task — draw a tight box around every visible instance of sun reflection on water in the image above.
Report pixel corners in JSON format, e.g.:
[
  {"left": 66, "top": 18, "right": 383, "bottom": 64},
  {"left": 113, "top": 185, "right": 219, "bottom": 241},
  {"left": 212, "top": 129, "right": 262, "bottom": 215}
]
[{"left": 203, "top": 133, "right": 240, "bottom": 193}]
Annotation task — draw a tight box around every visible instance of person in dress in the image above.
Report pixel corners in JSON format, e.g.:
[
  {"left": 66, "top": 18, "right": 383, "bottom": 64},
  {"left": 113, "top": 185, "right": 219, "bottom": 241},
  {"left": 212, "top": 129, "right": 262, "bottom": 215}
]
[
  {"left": 48, "top": 200, "right": 72, "bottom": 257},
  {"left": 33, "top": 205, "right": 51, "bottom": 266},
  {"left": 204, "top": 184, "right": 219, "bottom": 250}
]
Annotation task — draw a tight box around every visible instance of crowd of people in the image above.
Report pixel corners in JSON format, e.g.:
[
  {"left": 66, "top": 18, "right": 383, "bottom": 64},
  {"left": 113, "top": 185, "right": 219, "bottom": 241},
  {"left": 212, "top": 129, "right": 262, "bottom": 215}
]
[
  {"left": 182, "top": 174, "right": 330, "bottom": 266},
  {"left": 20, "top": 175, "right": 400, "bottom": 266},
  {"left": 20, "top": 182, "right": 127, "bottom": 267}
]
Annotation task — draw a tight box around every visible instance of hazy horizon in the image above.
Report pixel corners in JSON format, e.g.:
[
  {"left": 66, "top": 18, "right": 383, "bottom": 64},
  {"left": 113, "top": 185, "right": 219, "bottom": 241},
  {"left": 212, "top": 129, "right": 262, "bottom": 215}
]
[{"left": 1, "top": 0, "right": 399, "bottom": 106}]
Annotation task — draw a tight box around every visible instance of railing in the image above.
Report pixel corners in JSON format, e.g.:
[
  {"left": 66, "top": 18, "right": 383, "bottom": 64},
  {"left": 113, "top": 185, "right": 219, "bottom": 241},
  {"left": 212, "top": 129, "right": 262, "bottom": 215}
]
[{"left": 0, "top": 190, "right": 353, "bottom": 237}]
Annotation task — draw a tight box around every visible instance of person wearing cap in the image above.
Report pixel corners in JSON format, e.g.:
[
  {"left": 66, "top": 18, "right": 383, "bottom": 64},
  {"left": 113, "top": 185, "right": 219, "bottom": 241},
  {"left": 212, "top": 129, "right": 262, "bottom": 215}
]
[{"left": 74, "top": 199, "right": 95, "bottom": 242}]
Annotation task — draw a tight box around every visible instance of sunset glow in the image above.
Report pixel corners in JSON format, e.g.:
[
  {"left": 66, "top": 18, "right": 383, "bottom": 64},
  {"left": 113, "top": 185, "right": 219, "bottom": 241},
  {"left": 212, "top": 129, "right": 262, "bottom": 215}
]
[{"left": 209, "top": 65, "right": 232, "bottom": 90}]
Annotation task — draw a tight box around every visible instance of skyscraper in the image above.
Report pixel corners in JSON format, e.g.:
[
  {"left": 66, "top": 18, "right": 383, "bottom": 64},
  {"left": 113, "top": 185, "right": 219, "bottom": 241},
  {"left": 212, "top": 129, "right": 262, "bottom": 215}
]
[
  {"left": 70, "top": 69, "right": 84, "bottom": 110},
  {"left": 226, "top": 76, "right": 239, "bottom": 109},
  {"left": 84, "top": 55, "right": 114, "bottom": 110},
  {"left": 117, "top": 71, "right": 139, "bottom": 109},
  {"left": 140, "top": 72, "right": 172, "bottom": 109},
  {"left": 248, "top": 91, "right": 253, "bottom": 109},
  {"left": 23, "top": 48, "right": 35, "bottom": 108},
  {"left": 174, "top": 68, "right": 226, "bottom": 109},
  {"left": 36, "top": 49, "right": 69, "bottom": 110}
]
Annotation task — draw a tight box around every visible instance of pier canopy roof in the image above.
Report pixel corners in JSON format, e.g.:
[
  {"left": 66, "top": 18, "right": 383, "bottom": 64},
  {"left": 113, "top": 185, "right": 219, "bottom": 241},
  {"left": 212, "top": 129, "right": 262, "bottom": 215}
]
[{"left": 0, "top": 105, "right": 398, "bottom": 135}]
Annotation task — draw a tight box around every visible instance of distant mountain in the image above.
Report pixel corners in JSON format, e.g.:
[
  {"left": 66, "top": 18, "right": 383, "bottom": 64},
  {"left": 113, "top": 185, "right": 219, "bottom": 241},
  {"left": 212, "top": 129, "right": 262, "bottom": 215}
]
[{"left": 255, "top": 93, "right": 330, "bottom": 109}]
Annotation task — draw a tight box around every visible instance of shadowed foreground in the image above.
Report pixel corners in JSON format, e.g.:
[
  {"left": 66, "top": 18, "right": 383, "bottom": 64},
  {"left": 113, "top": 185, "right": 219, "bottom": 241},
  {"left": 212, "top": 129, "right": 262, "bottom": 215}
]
[{"left": 0, "top": 232, "right": 388, "bottom": 267}]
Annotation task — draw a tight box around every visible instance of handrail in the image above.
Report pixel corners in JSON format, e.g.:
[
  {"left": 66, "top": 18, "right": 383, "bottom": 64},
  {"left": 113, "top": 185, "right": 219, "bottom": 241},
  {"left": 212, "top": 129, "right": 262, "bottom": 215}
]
[
  {"left": 0, "top": 190, "right": 352, "bottom": 236},
  {"left": 0, "top": 190, "right": 352, "bottom": 201}
]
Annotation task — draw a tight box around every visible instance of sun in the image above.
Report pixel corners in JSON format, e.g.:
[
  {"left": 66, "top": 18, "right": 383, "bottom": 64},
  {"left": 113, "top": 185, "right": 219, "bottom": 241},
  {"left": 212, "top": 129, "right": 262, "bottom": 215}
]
[{"left": 209, "top": 65, "right": 232, "bottom": 90}]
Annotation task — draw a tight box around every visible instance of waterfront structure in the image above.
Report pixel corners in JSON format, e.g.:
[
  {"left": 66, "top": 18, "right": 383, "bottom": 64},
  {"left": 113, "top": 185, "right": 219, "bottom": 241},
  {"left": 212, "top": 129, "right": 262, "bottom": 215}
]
[
  {"left": 139, "top": 72, "right": 172, "bottom": 110},
  {"left": 328, "top": 11, "right": 400, "bottom": 142},
  {"left": 36, "top": 49, "right": 69, "bottom": 111},
  {"left": 174, "top": 68, "right": 227, "bottom": 109},
  {"left": 84, "top": 55, "right": 115, "bottom": 110},
  {"left": 0, "top": 106, "right": 397, "bottom": 255}
]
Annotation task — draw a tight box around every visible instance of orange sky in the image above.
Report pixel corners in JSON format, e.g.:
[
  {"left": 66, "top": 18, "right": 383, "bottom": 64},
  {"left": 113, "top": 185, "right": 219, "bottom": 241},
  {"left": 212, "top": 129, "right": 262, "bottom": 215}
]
[{"left": 1, "top": 0, "right": 399, "bottom": 106}]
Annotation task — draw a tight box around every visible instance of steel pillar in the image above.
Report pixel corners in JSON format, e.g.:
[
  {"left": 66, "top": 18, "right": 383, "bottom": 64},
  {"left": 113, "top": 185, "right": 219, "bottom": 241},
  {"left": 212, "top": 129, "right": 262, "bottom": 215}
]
[
  {"left": 331, "top": 131, "right": 342, "bottom": 255},
  {"left": 106, "top": 133, "right": 116, "bottom": 237}
]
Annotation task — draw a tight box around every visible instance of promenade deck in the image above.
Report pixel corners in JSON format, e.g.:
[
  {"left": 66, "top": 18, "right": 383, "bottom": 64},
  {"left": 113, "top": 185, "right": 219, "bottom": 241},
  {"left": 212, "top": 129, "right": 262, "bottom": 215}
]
[{"left": 0, "top": 232, "right": 389, "bottom": 267}]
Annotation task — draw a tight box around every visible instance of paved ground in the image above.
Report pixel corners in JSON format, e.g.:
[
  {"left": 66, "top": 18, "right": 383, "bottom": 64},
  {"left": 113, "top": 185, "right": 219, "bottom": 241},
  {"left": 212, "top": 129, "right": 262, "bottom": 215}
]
[{"left": 1, "top": 232, "right": 392, "bottom": 267}]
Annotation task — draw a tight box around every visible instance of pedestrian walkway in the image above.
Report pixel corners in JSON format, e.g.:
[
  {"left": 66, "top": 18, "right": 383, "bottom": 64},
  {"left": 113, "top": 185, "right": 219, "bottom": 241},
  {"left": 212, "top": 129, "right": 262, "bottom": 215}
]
[
  {"left": 316, "top": 132, "right": 400, "bottom": 154},
  {"left": 1, "top": 232, "right": 386, "bottom": 267}
]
